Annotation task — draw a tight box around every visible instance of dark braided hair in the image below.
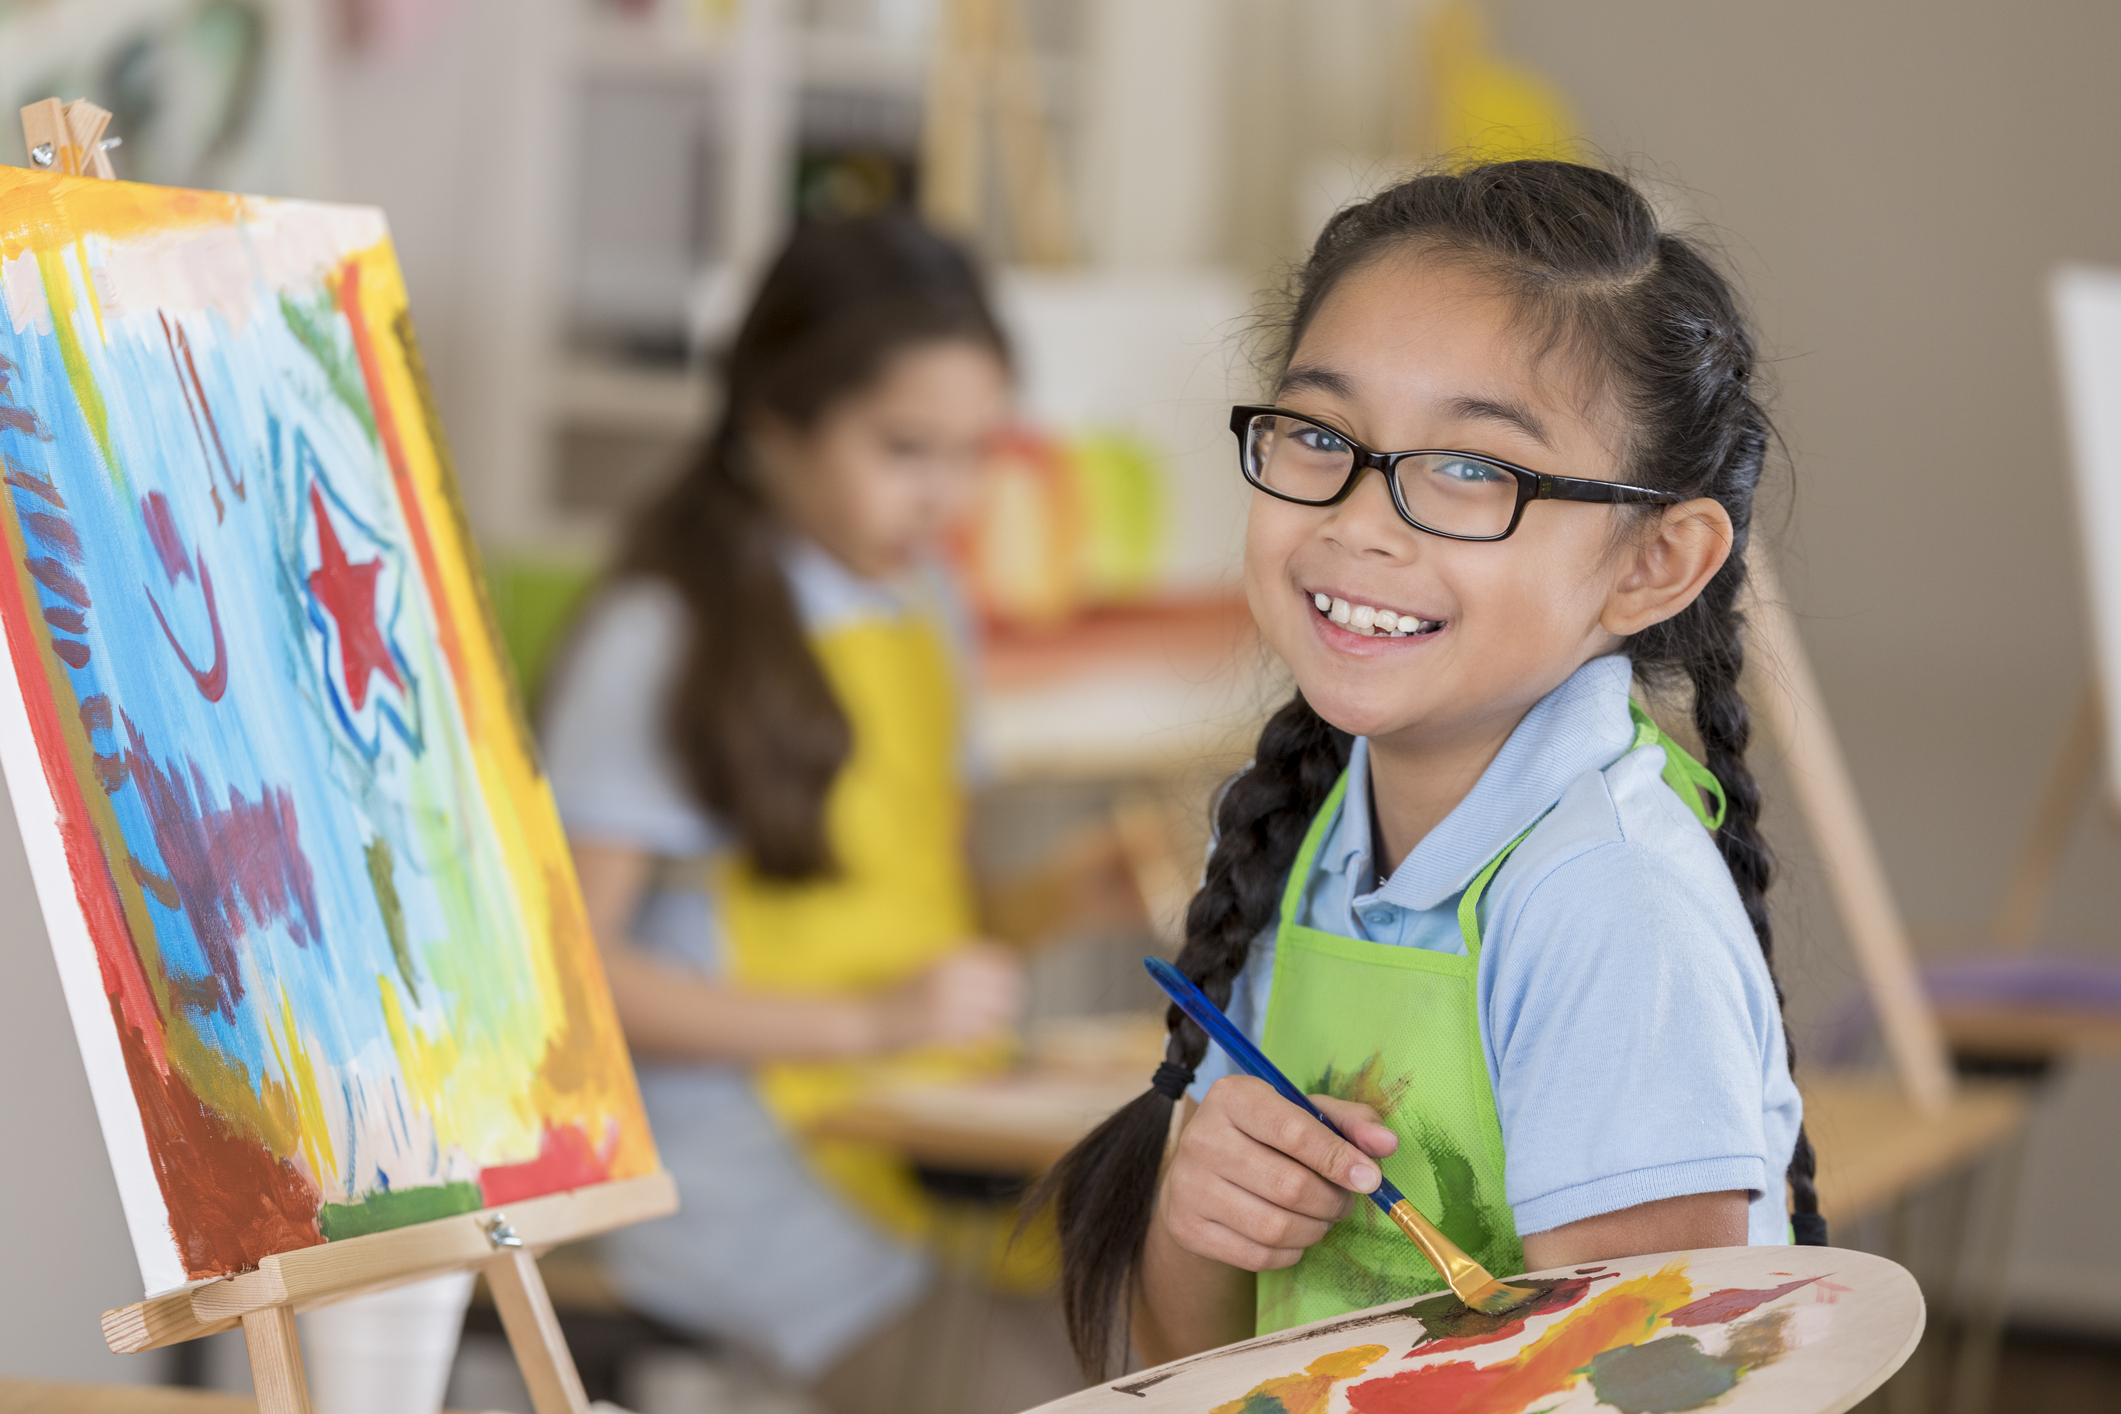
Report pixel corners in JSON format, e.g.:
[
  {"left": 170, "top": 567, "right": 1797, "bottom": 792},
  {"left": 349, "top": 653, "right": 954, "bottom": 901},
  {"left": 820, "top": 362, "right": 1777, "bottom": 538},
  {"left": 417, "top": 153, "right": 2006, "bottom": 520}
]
[{"left": 1038, "top": 160, "right": 1820, "bottom": 1378}]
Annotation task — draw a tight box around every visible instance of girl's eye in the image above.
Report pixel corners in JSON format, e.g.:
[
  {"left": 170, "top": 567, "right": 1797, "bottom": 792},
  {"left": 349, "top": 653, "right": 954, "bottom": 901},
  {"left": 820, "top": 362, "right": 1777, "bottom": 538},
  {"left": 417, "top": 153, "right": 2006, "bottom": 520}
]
[
  {"left": 1437, "top": 457, "right": 1507, "bottom": 484},
  {"left": 1291, "top": 425, "right": 1351, "bottom": 456}
]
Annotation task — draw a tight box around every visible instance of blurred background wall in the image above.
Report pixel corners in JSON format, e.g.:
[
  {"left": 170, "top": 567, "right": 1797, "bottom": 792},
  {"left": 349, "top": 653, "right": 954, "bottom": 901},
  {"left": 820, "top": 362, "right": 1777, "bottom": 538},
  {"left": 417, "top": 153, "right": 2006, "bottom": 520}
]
[{"left": 4, "top": 0, "right": 2120, "bottom": 1386}]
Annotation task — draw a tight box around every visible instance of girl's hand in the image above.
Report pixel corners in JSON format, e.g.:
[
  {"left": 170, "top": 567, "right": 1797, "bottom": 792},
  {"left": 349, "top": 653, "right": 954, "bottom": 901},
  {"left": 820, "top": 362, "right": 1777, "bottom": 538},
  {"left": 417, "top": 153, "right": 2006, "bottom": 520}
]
[
  {"left": 1155, "top": 1075, "right": 1398, "bottom": 1272},
  {"left": 871, "top": 943, "right": 1024, "bottom": 1051}
]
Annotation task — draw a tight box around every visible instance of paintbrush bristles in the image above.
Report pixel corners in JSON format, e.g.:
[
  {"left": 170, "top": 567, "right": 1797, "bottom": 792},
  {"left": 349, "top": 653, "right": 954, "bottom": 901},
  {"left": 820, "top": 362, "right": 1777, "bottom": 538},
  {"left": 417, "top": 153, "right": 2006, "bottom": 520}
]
[{"left": 1384, "top": 1199, "right": 1539, "bottom": 1315}]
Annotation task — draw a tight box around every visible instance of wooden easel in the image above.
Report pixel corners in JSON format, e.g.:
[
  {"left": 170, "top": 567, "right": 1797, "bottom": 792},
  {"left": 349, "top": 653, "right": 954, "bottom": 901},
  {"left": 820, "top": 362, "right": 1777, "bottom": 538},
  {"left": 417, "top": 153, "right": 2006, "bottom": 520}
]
[{"left": 19, "top": 100, "right": 680, "bottom": 1414}]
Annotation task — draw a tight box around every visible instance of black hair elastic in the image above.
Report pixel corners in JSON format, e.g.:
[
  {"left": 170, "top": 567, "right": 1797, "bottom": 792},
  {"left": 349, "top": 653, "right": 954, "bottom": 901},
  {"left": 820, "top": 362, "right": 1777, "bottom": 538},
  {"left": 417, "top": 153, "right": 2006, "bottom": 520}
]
[{"left": 1149, "top": 1061, "right": 1196, "bottom": 1100}]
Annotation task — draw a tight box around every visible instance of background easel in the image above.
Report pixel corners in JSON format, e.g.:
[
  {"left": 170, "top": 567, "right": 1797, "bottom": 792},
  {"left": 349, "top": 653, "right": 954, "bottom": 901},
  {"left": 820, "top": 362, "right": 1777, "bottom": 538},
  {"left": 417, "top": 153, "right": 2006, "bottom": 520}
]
[{"left": 16, "top": 100, "right": 677, "bottom": 1414}]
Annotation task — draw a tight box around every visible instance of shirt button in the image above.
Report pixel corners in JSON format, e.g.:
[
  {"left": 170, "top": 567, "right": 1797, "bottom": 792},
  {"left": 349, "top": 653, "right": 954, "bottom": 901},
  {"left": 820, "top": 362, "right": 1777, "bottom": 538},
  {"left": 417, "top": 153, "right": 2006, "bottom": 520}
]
[{"left": 1363, "top": 908, "right": 1393, "bottom": 927}]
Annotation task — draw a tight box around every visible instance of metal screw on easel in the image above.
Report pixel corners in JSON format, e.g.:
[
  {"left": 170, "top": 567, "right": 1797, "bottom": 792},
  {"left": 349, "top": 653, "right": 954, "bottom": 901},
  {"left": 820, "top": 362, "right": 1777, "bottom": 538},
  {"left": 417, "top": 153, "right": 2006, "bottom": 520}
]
[
  {"left": 482, "top": 1214, "right": 524, "bottom": 1250},
  {"left": 29, "top": 143, "right": 53, "bottom": 167}
]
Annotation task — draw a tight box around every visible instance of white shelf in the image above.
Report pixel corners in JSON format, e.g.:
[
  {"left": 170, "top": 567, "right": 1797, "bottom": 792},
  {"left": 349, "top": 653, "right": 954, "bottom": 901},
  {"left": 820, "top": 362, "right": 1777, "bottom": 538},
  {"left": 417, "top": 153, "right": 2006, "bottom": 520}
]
[{"left": 578, "top": 16, "right": 733, "bottom": 82}]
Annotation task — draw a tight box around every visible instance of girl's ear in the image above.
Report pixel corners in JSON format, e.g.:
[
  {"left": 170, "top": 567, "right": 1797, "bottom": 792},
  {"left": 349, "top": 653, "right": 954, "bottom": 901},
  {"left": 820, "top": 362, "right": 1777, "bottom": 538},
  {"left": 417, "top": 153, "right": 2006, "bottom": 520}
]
[{"left": 1600, "top": 498, "right": 1735, "bottom": 637}]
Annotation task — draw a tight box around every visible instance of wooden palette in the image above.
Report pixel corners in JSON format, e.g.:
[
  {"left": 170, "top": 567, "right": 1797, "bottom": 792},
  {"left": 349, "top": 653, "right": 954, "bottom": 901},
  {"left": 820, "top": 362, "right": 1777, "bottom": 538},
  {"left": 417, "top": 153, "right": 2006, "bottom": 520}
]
[{"left": 1023, "top": 1245, "right": 1922, "bottom": 1414}]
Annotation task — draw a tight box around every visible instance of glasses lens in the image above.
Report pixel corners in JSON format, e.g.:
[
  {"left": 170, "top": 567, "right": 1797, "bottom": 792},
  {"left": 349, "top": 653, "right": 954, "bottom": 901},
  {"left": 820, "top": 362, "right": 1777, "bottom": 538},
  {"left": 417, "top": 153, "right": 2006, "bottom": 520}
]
[
  {"left": 1395, "top": 453, "right": 1521, "bottom": 538},
  {"left": 1244, "top": 414, "right": 1356, "bottom": 502}
]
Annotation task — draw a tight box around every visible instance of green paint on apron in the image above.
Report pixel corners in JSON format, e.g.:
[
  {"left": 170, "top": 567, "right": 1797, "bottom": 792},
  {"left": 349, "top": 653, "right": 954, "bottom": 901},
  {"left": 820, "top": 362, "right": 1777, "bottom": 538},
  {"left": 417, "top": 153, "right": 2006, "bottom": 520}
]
[{"left": 1254, "top": 700, "right": 1722, "bottom": 1334}]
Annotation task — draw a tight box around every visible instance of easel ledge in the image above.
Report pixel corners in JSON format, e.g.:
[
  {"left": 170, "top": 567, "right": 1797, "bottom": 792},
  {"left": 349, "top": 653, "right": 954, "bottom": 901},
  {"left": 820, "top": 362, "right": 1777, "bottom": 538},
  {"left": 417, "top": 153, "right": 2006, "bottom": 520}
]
[{"left": 103, "top": 1169, "right": 676, "bottom": 1354}]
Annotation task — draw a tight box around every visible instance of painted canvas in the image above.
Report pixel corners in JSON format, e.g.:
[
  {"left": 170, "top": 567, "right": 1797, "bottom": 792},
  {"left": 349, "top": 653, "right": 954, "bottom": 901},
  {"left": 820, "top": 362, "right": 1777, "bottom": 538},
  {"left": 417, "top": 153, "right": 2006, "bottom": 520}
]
[
  {"left": 0, "top": 167, "right": 657, "bottom": 1296},
  {"left": 1021, "top": 1246, "right": 1922, "bottom": 1414}
]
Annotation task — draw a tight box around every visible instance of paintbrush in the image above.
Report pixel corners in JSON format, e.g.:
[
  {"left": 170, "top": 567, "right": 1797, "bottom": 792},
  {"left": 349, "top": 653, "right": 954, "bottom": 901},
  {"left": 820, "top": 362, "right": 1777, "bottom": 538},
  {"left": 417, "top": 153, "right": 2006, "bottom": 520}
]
[{"left": 1145, "top": 956, "right": 1537, "bottom": 1316}]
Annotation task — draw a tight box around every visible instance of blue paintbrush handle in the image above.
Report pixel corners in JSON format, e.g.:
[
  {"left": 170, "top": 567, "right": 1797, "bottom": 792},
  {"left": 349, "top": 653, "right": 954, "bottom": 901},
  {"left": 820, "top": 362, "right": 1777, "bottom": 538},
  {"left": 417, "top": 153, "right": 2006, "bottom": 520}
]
[{"left": 1145, "top": 956, "right": 1407, "bottom": 1212}]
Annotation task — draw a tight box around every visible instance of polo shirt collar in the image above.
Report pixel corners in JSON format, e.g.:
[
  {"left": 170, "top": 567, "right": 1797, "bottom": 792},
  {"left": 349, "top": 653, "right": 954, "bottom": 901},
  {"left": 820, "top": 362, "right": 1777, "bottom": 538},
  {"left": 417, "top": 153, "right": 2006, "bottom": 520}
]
[{"left": 1354, "top": 653, "right": 1639, "bottom": 911}]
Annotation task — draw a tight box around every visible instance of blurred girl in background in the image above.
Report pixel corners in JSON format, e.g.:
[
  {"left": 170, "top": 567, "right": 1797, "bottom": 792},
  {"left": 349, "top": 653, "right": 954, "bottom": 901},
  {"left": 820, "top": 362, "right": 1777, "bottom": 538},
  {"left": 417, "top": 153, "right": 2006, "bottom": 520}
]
[{"left": 540, "top": 212, "right": 1037, "bottom": 1411}]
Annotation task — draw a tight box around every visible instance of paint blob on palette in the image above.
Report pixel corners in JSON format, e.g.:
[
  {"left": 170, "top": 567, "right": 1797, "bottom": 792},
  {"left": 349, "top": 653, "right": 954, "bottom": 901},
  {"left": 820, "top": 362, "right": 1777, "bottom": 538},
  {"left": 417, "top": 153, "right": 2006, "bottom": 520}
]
[
  {"left": 0, "top": 168, "right": 658, "bottom": 1294},
  {"left": 1021, "top": 1246, "right": 1922, "bottom": 1414}
]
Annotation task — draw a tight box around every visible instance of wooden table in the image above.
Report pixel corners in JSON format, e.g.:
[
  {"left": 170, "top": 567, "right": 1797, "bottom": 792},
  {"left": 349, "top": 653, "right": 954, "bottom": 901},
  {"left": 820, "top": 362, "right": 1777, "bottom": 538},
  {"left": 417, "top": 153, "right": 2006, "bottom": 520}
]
[
  {"left": 1801, "top": 1073, "right": 2028, "bottom": 1225},
  {"left": 1936, "top": 1004, "right": 2121, "bottom": 1065}
]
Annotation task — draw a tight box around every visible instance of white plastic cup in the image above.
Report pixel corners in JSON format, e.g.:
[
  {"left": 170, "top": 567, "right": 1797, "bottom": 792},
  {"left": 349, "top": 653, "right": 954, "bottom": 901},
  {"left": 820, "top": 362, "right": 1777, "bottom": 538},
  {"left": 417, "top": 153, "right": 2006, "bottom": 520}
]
[{"left": 298, "top": 1269, "right": 477, "bottom": 1414}]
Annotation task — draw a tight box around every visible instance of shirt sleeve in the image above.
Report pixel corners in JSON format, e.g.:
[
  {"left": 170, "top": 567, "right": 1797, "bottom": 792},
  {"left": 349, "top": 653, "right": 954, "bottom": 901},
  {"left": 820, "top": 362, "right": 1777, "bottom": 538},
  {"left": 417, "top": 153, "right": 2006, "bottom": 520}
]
[
  {"left": 539, "top": 579, "right": 724, "bottom": 859},
  {"left": 1480, "top": 838, "right": 1788, "bottom": 1236}
]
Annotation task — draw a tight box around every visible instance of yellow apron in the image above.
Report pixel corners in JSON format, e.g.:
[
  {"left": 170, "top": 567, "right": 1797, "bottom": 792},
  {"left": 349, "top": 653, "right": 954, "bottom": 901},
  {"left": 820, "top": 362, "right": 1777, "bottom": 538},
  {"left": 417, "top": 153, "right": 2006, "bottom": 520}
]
[{"left": 713, "top": 611, "right": 1038, "bottom": 1275}]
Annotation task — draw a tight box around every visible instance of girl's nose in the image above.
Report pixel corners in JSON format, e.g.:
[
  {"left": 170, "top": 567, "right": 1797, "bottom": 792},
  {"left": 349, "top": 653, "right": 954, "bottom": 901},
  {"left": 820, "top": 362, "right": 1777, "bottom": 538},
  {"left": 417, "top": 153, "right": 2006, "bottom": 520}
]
[{"left": 1321, "top": 465, "right": 1414, "bottom": 559}]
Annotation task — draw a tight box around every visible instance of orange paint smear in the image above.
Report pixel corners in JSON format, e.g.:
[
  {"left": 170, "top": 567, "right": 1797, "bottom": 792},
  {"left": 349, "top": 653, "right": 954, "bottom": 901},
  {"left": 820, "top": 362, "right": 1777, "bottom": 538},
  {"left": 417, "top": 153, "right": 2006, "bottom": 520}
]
[
  {"left": 1347, "top": 1265, "right": 1694, "bottom": 1414},
  {"left": 0, "top": 169, "right": 244, "bottom": 261},
  {"left": 1211, "top": 1344, "right": 1390, "bottom": 1414}
]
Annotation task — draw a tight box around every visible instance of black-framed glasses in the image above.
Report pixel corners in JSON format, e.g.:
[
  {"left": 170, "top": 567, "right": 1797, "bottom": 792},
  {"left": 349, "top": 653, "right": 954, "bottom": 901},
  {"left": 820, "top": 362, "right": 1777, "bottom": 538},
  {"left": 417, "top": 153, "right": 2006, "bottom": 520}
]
[{"left": 1231, "top": 405, "right": 1681, "bottom": 542}]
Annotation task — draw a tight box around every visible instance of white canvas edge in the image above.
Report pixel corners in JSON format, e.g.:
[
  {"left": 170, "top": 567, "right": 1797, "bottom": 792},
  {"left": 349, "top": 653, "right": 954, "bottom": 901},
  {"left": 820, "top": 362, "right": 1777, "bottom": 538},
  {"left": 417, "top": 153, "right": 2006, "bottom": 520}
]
[
  {"left": 0, "top": 598, "right": 187, "bottom": 1295},
  {"left": 2052, "top": 263, "right": 2121, "bottom": 808}
]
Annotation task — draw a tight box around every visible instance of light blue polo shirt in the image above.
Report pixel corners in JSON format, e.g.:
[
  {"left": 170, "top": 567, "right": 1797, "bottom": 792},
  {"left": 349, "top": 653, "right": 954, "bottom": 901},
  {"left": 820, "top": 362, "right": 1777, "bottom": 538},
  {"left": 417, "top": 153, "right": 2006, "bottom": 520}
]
[{"left": 1189, "top": 654, "right": 1802, "bottom": 1245}]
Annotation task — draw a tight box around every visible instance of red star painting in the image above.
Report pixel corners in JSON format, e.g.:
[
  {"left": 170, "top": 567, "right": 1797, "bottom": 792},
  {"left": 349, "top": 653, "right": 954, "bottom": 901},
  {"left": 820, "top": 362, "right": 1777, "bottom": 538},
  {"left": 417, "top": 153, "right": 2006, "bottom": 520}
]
[{"left": 306, "top": 482, "right": 404, "bottom": 712}]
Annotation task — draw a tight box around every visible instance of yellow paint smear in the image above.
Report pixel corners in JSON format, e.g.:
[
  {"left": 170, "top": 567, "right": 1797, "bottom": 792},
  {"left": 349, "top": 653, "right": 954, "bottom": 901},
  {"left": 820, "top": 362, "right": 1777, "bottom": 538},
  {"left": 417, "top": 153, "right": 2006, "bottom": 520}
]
[{"left": 0, "top": 168, "right": 244, "bottom": 262}]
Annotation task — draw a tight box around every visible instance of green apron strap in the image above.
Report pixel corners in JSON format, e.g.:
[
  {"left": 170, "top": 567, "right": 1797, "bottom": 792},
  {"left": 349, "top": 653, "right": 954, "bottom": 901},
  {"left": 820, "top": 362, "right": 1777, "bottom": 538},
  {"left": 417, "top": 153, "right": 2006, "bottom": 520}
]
[
  {"left": 1627, "top": 700, "right": 1726, "bottom": 831},
  {"left": 1278, "top": 769, "right": 1351, "bottom": 929},
  {"left": 1455, "top": 822, "right": 1537, "bottom": 959},
  {"left": 1455, "top": 705, "right": 1727, "bottom": 956}
]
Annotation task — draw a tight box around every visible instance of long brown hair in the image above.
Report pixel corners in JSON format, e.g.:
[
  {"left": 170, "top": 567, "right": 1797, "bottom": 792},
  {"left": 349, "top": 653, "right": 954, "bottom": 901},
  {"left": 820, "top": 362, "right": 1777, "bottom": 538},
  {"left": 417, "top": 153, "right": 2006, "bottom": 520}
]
[
  {"left": 615, "top": 212, "right": 1006, "bottom": 879},
  {"left": 1039, "top": 161, "right": 1820, "bottom": 1377}
]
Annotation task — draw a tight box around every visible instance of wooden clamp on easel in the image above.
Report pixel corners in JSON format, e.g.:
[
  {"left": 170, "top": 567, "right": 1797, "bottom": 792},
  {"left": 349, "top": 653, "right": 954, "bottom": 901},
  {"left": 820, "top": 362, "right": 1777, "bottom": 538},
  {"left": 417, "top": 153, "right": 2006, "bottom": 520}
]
[
  {"left": 20, "top": 96, "right": 118, "bottom": 179},
  {"left": 15, "top": 98, "right": 677, "bottom": 1414}
]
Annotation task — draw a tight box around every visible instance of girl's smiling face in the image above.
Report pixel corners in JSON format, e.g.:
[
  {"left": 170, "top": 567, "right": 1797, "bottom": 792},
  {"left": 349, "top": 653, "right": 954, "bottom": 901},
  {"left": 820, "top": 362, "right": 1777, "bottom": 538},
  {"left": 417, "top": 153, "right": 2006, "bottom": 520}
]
[{"left": 1246, "top": 252, "right": 1653, "bottom": 753}]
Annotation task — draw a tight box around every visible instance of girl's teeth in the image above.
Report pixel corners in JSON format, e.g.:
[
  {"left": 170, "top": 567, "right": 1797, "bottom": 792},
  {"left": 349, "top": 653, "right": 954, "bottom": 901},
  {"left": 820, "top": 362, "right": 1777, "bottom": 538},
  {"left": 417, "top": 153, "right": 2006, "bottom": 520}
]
[
  {"left": 1374, "top": 610, "right": 1398, "bottom": 632},
  {"left": 1314, "top": 592, "right": 1331, "bottom": 612},
  {"left": 1329, "top": 598, "right": 1352, "bottom": 625},
  {"left": 1350, "top": 605, "right": 1375, "bottom": 631}
]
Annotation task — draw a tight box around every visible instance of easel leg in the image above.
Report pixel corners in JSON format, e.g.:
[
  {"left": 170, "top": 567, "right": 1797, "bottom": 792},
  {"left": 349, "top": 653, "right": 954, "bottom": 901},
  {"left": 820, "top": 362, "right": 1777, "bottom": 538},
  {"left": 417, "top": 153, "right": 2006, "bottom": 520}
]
[
  {"left": 242, "top": 1305, "right": 315, "bottom": 1414},
  {"left": 484, "top": 1249, "right": 590, "bottom": 1414}
]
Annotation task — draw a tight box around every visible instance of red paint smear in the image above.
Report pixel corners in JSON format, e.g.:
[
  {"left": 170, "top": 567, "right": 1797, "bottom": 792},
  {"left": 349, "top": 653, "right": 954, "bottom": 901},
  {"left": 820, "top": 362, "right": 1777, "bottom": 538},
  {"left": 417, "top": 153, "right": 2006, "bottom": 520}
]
[
  {"left": 306, "top": 483, "right": 402, "bottom": 711},
  {"left": 173, "top": 317, "right": 245, "bottom": 500},
  {"left": 118, "top": 1014, "right": 323, "bottom": 1277},
  {"left": 1350, "top": 1285, "right": 1671, "bottom": 1414},
  {"left": 333, "top": 261, "right": 467, "bottom": 701},
  {"left": 146, "top": 561, "right": 228, "bottom": 702},
  {"left": 121, "top": 713, "right": 321, "bottom": 1020},
  {"left": 1666, "top": 1275, "right": 1820, "bottom": 1328},
  {"left": 1407, "top": 1275, "right": 1608, "bottom": 1357},
  {"left": 44, "top": 605, "right": 87, "bottom": 634},
  {"left": 141, "top": 491, "right": 194, "bottom": 584},
  {"left": 478, "top": 1121, "right": 615, "bottom": 1206},
  {"left": 28, "top": 555, "right": 89, "bottom": 607},
  {"left": 50, "top": 636, "right": 89, "bottom": 667},
  {"left": 0, "top": 497, "right": 165, "bottom": 1067}
]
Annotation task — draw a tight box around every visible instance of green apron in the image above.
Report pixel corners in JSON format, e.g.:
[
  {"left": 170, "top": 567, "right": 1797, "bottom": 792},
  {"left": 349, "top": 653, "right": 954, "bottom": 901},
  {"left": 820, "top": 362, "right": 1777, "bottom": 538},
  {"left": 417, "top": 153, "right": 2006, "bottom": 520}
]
[{"left": 1255, "top": 702, "right": 1724, "bottom": 1334}]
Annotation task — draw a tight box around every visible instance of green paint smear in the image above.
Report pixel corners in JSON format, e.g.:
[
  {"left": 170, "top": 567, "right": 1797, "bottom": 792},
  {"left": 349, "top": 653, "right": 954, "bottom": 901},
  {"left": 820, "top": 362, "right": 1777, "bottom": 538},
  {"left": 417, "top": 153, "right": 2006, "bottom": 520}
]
[
  {"left": 317, "top": 1181, "right": 483, "bottom": 1240},
  {"left": 365, "top": 836, "right": 419, "bottom": 1004},
  {"left": 1584, "top": 1335, "right": 1739, "bottom": 1414},
  {"left": 280, "top": 291, "right": 377, "bottom": 445}
]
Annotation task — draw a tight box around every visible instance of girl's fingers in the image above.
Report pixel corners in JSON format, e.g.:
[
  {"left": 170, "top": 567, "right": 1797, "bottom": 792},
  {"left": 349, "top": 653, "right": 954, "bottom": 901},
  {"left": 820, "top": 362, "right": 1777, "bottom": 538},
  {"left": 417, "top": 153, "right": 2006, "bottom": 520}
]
[
  {"left": 1162, "top": 1177, "right": 1332, "bottom": 1271},
  {"left": 1215, "top": 1078, "right": 1384, "bottom": 1195},
  {"left": 1311, "top": 1093, "right": 1400, "bottom": 1159},
  {"left": 1185, "top": 1092, "right": 1361, "bottom": 1222}
]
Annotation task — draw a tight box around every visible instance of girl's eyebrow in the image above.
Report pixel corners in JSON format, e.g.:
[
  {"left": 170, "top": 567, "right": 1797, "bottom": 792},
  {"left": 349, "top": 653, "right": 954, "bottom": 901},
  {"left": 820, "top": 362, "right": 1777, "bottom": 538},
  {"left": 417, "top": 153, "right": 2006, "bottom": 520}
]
[
  {"left": 1276, "top": 364, "right": 1355, "bottom": 400},
  {"left": 1444, "top": 395, "right": 1552, "bottom": 450},
  {"left": 1278, "top": 364, "right": 1553, "bottom": 450}
]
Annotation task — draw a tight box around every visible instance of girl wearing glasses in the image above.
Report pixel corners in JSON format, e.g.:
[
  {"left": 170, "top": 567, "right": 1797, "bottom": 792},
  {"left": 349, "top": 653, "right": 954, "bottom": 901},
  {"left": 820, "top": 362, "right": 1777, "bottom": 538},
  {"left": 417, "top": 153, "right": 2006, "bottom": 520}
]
[
  {"left": 540, "top": 214, "right": 1034, "bottom": 1410},
  {"left": 1044, "top": 161, "right": 1814, "bottom": 1375}
]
